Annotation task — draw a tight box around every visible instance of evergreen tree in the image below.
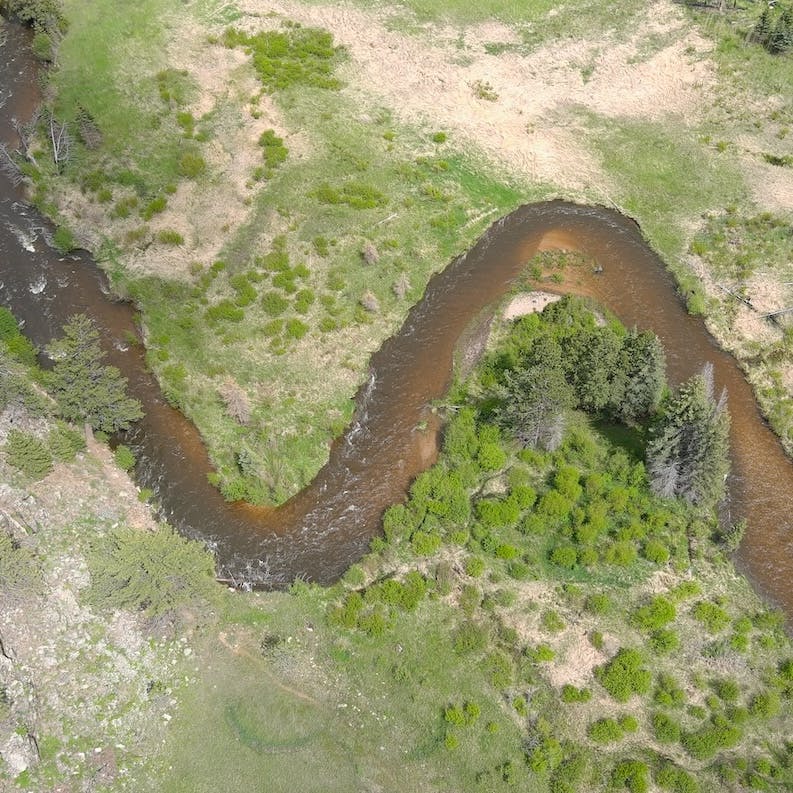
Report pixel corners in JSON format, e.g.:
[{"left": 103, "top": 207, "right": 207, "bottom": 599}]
[
  {"left": 646, "top": 364, "right": 730, "bottom": 507},
  {"left": 566, "top": 326, "right": 623, "bottom": 413},
  {"left": 611, "top": 329, "right": 666, "bottom": 424},
  {"left": 494, "top": 361, "right": 575, "bottom": 450},
  {"left": 46, "top": 314, "right": 143, "bottom": 433}
]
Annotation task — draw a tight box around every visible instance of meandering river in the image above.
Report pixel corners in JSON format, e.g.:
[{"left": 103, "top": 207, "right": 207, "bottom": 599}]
[{"left": 1, "top": 24, "right": 792, "bottom": 612}]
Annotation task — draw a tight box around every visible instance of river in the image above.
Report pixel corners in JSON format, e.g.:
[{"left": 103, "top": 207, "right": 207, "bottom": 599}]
[{"left": 1, "top": 22, "right": 791, "bottom": 612}]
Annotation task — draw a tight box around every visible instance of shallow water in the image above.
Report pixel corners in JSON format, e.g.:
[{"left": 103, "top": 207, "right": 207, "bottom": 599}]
[{"left": 1, "top": 23, "right": 791, "bottom": 612}]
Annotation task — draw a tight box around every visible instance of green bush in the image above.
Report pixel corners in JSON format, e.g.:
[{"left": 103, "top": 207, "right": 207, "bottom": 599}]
[
  {"left": 4, "top": 429, "right": 53, "bottom": 480},
  {"left": 596, "top": 648, "right": 651, "bottom": 702},
  {"left": 314, "top": 180, "right": 388, "bottom": 209},
  {"left": 465, "top": 556, "right": 485, "bottom": 577},
  {"left": 262, "top": 291, "right": 290, "bottom": 316},
  {"left": 652, "top": 711, "right": 681, "bottom": 743},
  {"left": 655, "top": 764, "right": 699, "bottom": 793},
  {"left": 560, "top": 685, "right": 592, "bottom": 703},
  {"left": 632, "top": 596, "right": 676, "bottom": 632},
  {"left": 682, "top": 719, "right": 742, "bottom": 760},
  {"left": 692, "top": 601, "right": 731, "bottom": 634},
  {"left": 206, "top": 300, "right": 245, "bottom": 323},
  {"left": 587, "top": 718, "right": 624, "bottom": 743},
  {"left": 223, "top": 26, "right": 341, "bottom": 91},
  {"left": 611, "top": 760, "right": 649, "bottom": 793},
  {"left": 549, "top": 545, "right": 577, "bottom": 568},
  {"left": 585, "top": 592, "right": 613, "bottom": 615},
  {"left": 157, "top": 229, "right": 184, "bottom": 245},
  {"left": 113, "top": 444, "right": 135, "bottom": 471},
  {"left": 285, "top": 318, "right": 309, "bottom": 340},
  {"left": 294, "top": 289, "right": 315, "bottom": 314},
  {"left": 53, "top": 225, "right": 76, "bottom": 253},
  {"left": 453, "top": 620, "right": 488, "bottom": 655},
  {"left": 141, "top": 196, "right": 167, "bottom": 220},
  {"left": 642, "top": 539, "right": 670, "bottom": 564},
  {"left": 258, "top": 129, "right": 288, "bottom": 169},
  {"left": 410, "top": 530, "right": 441, "bottom": 556},
  {"left": 178, "top": 151, "right": 207, "bottom": 178},
  {"left": 86, "top": 525, "right": 217, "bottom": 617},
  {"left": 527, "top": 643, "right": 555, "bottom": 663},
  {"left": 749, "top": 690, "right": 780, "bottom": 719},
  {"left": 482, "top": 650, "right": 513, "bottom": 688},
  {"left": 649, "top": 629, "right": 680, "bottom": 655},
  {"left": 542, "top": 609, "right": 565, "bottom": 633},
  {"left": 654, "top": 672, "right": 686, "bottom": 708},
  {"left": 0, "top": 530, "right": 42, "bottom": 595}
]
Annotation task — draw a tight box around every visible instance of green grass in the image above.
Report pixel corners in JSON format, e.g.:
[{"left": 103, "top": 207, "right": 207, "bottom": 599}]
[
  {"left": 127, "top": 82, "right": 529, "bottom": 502},
  {"left": 52, "top": 0, "right": 191, "bottom": 197},
  {"left": 589, "top": 117, "right": 746, "bottom": 262},
  {"left": 306, "top": 0, "right": 646, "bottom": 42}
]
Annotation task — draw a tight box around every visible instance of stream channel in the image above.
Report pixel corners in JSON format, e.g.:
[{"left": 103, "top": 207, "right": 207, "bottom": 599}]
[{"left": 1, "top": 23, "right": 792, "bottom": 612}]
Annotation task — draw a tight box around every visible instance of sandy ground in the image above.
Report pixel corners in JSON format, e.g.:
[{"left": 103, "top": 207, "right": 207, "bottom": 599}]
[
  {"left": 503, "top": 290, "right": 561, "bottom": 319},
  {"left": 237, "top": 0, "right": 713, "bottom": 197}
]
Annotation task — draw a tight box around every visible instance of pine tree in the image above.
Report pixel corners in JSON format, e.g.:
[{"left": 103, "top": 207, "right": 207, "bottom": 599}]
[
  {"left": 494, "top": 361, "right": 575, "bottom": 450},
  {"left": 46, "top": 314, "right": 143, "bottom": 433},
  {"left": 646, "top": 364, "right": 730, "bottom": 507},
  {"left": 611, "top": 330, "right": 666, "bottom": 424}
]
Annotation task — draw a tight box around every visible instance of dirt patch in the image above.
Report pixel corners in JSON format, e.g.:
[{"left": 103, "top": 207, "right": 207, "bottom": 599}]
[
  {"left": 237, "top": 0, "right": 713, "bottom": 195},
  {"left": 503, "top": 290, "right": 561, "bottom": 320}
]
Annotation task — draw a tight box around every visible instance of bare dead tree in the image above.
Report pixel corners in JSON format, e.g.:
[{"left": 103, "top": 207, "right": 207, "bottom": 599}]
[
  {"left": 47, "top": 114, "right": 71, "bottom": 171},
  {"left": 218, "top": 378, "right": 252, "bottom": 425},
  {"left": 12, "top": 111, "right": 40, "bottom": 167},
  {"left": 0, "top": 143, "right": 23, "bottom": 186}
]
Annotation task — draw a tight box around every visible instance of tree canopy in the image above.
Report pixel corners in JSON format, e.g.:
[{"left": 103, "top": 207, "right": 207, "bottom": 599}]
[
  {"left": 46, "top": 314, "right": 143, "bottom": 433},
  {"left": 646, "top": 364, "right": 730, "bottom": 507}
]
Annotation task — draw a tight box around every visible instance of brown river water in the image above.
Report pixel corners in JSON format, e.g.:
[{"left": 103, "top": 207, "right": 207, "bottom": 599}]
[{"left": 1, "top": 24, "right": 792, "bottom": 610}]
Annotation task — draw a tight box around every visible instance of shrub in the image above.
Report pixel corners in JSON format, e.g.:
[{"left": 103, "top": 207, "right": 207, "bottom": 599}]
[
  {"left": 157, "top": 229, "right": 184, "bottom": 245},
  {"left": 527, "top": 643, "right": 555, "bottom": 663},
  {"left": 453, "top": 621, "right": 488, "bottom": 655},
  {"left": 285, "top": 318, "right": 309, "bottom": 340},
  {"left": 654, "top": 672, "right": 685, "bottom": 708},
  {"left": 294, "top": 289, "right": 315, "bottom": 314},
  {"left": 655, "top": 764, "right": 699, "bottom": 793},
  {"left": 465, "top": 556, "right": 485, "bottom": 577},
  {"left": 482, "top": 650, "right": 513, "bottom": 688},
  {"left": 542, "top": 609, "right": 565, "bottom": 633},
  {"left": 262, "top": 291, "right": 290, "bottom": 316},
  {"left": 561, "top": 685, "right": 592, "bottom": 703},
  {"left": 410, "top": 530, "right": 441, "bottom": 556},
  {"left": 314, "top": 181, "right": 388, "bottom": 209},
  {"left": 682, "top": 720, "right": 741, "bottom": 760},
  {"left": 206, "top": 300, "right": 244, "bottom": 323},
  {"left": 586, "top": 592, "right": 612, "bottom": 615},
  {"left": 632, "top": 596, "right": 676, "bottom": 632},
  {"left": 178, "top": 151, "right": 207, "bottom": 178},
  {"left": 0, "top": 530, "right": 42, "bottom": 595},
  {"left": 113, "top": 444, "right": 135, "bottom": 471},
  {"left": 258, "top": 129, "right": 288, "bottom": 169},
  {"left": 86, "top": 525, "right": 217, "bottom": 616},
  {"left": 596, "top": 648, "right": 651, "bottom": 702},
  {"left": 604, "top": 540, "right": 637, "bottom": 566},
  {"left": 549, "top": 545, "right": 577, "bottom": 569},
  {"left": 652, "top": 711, "right": 681, "bottom": 743},
  {"left": 588, "top": 718, "right": 623, "bottom": 743},
  {"left": 642, "top": 539, "right": 670, "bottom": 564},
  {"left": 611, "top": 760, "right": 649, "bottom": 793},
  {"left": 649, "top": 629, "right": 680, "bottom": 655},
  {"left": 749, "top": 690, "right": 780, "bottom": 719},
  {"left": 431, "top": 131, "right": 447, "bottom": 143},
  {"left": 53, "top": 225, "right": 76, "bottom": 253},
  {"left": 4, "top": 429, "right": 53, "bottom": 480},
  {"left": 141, "top": 196, "right": 167, "bottom": 220},
  {"left": 692, "top": 601, "right": 731, "bottom": 634}
]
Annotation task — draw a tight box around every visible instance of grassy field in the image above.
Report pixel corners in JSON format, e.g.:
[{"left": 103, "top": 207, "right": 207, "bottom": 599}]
[
  {"left": 138, "top": 298, "right": 793, "bottom": 793},
  {"left": 17, "top": 0, "right": 791, "bottom": 500}
]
